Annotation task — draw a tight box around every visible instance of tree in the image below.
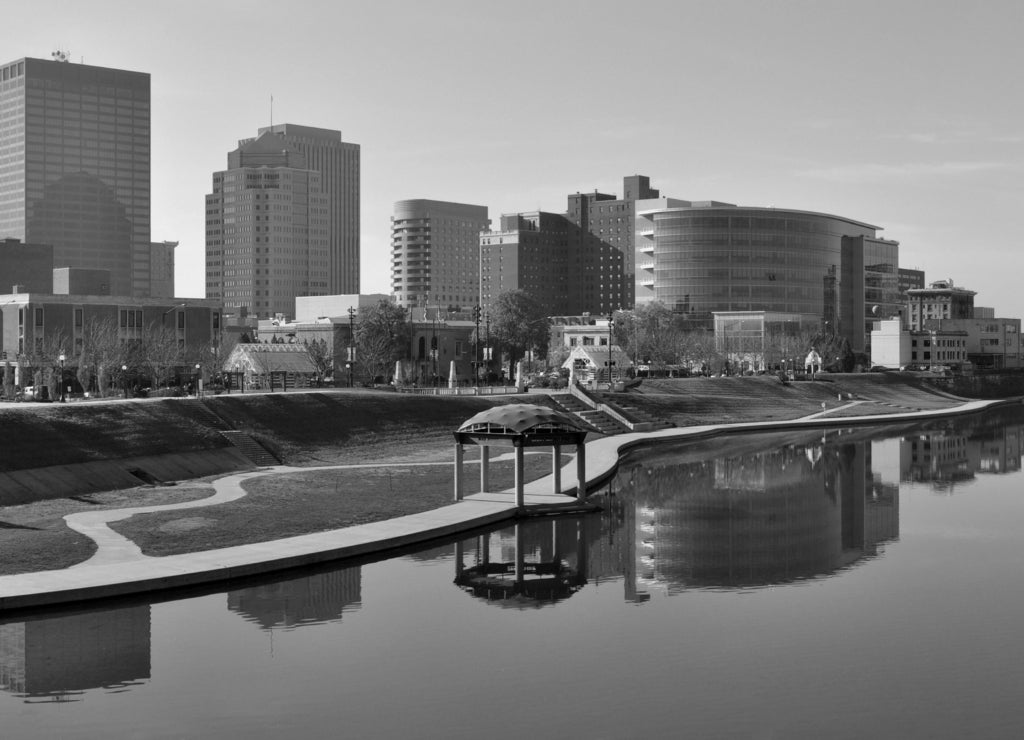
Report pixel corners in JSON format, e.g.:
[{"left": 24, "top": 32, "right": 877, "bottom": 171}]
[
  {"left": 615, "top": 303, "right": 684, "bottom": 373},
  {"left": 141, "top": 323, "right": 182, "bottom": 390},
  {"left": 354, "top": 299, "right": 411, "bottom": 384},
  {"left": 489, "top": 290, "right": 549, "bottom": 380},
  {"left": 79, "top": 317, "right": 128, "bottom": 397},
  {"left": 192, "top": 338, "right": 233, "bottom": 391},
  {"left": 305, "top": 338, "right": 332, "bottom": 385}
]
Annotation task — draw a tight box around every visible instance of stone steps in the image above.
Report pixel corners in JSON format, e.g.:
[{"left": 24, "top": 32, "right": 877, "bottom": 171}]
[{"left": 219, "top": 431, "right": 280, "bottom": 466}]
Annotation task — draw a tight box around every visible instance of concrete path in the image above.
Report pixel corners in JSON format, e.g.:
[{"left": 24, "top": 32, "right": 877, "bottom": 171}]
[{"left": 0, "top": 398, "right": 1002, "bottom": 612}]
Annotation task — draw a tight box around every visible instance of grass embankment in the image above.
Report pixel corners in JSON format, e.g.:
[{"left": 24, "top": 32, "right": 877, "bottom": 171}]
[
  {"left": 0, "top": 378, "right": 968, "bottom": 576},
  {"left": 0, "top": 391, "right": 558, "bottom": 574}
]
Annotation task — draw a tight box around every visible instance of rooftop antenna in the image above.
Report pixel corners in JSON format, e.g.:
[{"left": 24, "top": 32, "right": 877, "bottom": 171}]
[
  {"left": 51, "top": 49, "right": 70, "bottom": 63},
  {"left": 270, "top": 94, "right": 274, "bottom": 130}
]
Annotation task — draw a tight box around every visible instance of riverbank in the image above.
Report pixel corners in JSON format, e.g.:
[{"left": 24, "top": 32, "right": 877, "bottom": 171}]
[{"left": 0, "top": 376, "right": 1005, "bottom": 597}]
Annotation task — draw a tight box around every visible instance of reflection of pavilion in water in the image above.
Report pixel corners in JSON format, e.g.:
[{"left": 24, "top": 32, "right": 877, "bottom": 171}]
[
  {"left": 0, "top": 606, "right": 150, "bottom": 701},
  {"left": 227, "top": 567, "right": 362, "bottom": 630},
  {"left": 613, "top": 431, "right": 900, "bottom": 594},
  {"left": 454, "top": 519, "right": 592, "bottom": 608}
]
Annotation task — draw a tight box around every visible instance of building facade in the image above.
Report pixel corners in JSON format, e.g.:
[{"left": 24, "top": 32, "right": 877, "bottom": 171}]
[
  {"left": 0, "top": 291, "right": 221, "bottom": 388},
  {"left": 206, "top": 131, "right": 332, "bottom": 320},
  {"left": 391, "top": 199, "right": 489, "bottom": 310},
  {"left": 637, "top": 202, "right": 900, "bottom": 356},
  {"left": 479, "top": 175, "right": 659, "bottom": 318},
  {"left": 149, "top": 241, "right": 176, "bottom": 298},
  {"left": 480, "top": 212, "right": 570, "bottom": 316},
  {"left": 254, "top": 124, "right": 360, "bottom": 295},
  {"left": 0, "top": 56, "right": 151, "bottom": 297},
  {"left": 905, "top": 279, "right": 976, "bottom": 330}
]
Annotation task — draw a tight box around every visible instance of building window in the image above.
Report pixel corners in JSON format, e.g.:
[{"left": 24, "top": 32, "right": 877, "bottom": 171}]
[{"left": 34, "top": 308, "right": 44, "bottom": 327}]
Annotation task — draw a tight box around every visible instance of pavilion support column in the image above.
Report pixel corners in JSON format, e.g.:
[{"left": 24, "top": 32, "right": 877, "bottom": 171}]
[
  {"left": 454, "top": 443, "right": 464, "bottom": 501},
  {"left": 551, "top": 444, "right": 562, "bottom": 494},
  {"left": 514, "top": 445, "right": 525, "bottom": 512},
  {"left": 480, "top": 445, "right": 490, "bottom": 493},
  {"left": 576, "top": 441, "right": 587, "bottom": 502}
]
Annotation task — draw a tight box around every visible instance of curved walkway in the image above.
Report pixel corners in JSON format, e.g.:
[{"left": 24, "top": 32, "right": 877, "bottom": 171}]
[{"left": 0, "top": 398, "right": 1003, "bottom": 612}]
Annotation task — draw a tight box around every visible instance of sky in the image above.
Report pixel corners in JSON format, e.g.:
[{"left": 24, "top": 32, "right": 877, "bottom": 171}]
[{"left": 5, "top": 0, "right": 1022, "bottom": 315}]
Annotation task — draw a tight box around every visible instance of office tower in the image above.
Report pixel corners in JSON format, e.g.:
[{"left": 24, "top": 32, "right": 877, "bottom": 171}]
[
  {"left": 206, "top": 131, "right": 333, "bottom": 320},
  {"left": 0, "top": 55, "right": 151, "bottom": 297},
  {"left": 480, "top": 212, "right": 570, "bottom": 316},
  {"left": 479, "top": 176, "right": 657, "bottom": 317},
  {"left": 391, "top": 199, "right": 489, "bottom": 310},
  {"left": 637, "top": 201, "right": 900, "bottom": 355},
  {"left": 255, "top": 124, "right": 360, "bottom": 295},
  {"left": 149, "top": 240, "right": 176, "bottom": 298},
  {"left": 565, "top": 174, "right": 660, "bottom": 311}
]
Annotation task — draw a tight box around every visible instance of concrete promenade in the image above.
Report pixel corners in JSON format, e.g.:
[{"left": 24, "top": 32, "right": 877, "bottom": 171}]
[{"left": 0, "top": 398, "right": 1002, "bottom": 612}]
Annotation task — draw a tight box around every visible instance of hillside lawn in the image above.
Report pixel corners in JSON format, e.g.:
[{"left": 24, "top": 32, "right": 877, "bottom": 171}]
[{"left": 0, "top": 376, "right": 970, "bottom": 575}]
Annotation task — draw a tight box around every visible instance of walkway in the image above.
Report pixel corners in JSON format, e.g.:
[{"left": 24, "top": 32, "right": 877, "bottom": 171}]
[{"left": 0, "top": 398, "right": 1002, "bottom": 612}]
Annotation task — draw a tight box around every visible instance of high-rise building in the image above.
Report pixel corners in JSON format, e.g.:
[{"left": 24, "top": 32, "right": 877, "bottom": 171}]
[
  {"left": 566, "top": 174, "right": 660, "bottom": 310},
  {"left": 206, "top": 125, "right": 360, "bottom": 320},
  {"left": 0, "top": 55, "right": 151, "bottom": 297},
  {"left": 637, "top": 201, "right": 900, "bottom": 355},
  {"left": 255, "top": 124, "right": 360, "bottom": 294},
  {"left": 391, "top": 199, "right": 489, "bottom": 310},
  {"left": 480, "top": 212, "right": 569, "bottom": 316},
  {"left": 479, "top": 175, "right": 660, "bottom": 317},
  {"left": 149, "top": 240, "right": 177, "bottom": 298}
]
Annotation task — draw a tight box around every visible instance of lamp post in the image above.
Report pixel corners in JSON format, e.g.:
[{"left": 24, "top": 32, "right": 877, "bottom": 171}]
[
  {"left": 195, "top": 363, "right": 201, "bottom": 397},
  {"left": 122, "top": 364, "right": 128, "bottom": 399},
  {"left": 348, "top": 305, "right": 356, "bottom": 388},
  {"left": 607, "top": 311, "right": 615, "bottom": 387},
  {"left": 484, "top": 313, "right": 491, "bottom": 386},
  {"left": 58, "top": 352, "right": 66, "bottom": 402},
  {"left": 473, "top": 305, "right": 482, "bottom": 387},
  {"left": 431, "top": 308, "right": 438, "bottom": 387}
]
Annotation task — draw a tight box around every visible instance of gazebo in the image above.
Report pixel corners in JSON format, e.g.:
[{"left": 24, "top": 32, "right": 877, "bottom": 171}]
[{"left": 453, "top": 404, "right": 591, "bottom": 512}]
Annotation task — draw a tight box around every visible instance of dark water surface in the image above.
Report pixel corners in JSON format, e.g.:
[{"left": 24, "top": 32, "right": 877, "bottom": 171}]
[{"left": 4, "top": 405, "right": 1024, "bottom": 739}]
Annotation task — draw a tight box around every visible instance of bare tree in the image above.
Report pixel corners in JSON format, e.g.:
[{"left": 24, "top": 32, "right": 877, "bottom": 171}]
[
  {"left": 305, "top": 338, "right": 332, "bottom": 385},
  {"left": 142, "top": 323, "right": 182, "bottom": 390},
  {"left": 79, "top": 317, "right": 128, "bottom": 397}
]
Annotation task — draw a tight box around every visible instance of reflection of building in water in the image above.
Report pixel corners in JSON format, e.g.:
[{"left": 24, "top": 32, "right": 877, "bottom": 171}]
[
  {"left": 0, "top": 606, "right": 150, "bottom": 699},
  {"left": 975, "top": 421, "right": 1023, "bottom": 475},
  {"left": 454, "top": 519, "right": 589, "bottom": 608},
  {"left": 615, "top": 434, "right": 899, "bottom": 594},
  {"left": 227, "top": 568, "right": 361, "bottom": 630},
  {"left": 900, "top": 417, "right": 1024, "bottom": 492},
  {"left": 901, "top": 431, "right": 973, "bottom": 491}
]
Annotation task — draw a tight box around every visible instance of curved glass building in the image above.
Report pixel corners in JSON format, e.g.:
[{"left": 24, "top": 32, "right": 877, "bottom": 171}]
[{"left": 637, "top": 201, "right": 900, "bottom": 353}]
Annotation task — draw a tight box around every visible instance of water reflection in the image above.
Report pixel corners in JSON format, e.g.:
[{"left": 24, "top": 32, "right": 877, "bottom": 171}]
[
  {"left": 453, "top": 520, "right": 589, "bottom": 608},
  {"left": 0, "top": 606, "right": 150, "bottom": 701},
  {"left": 613, "top": 428, "right": 901, "bottom": 592},
  {"left": 227, "top": 567, "right": 362, "bottom": 630},
  {"left": 3, "top": 405, "right": 1023, "bottom": 714},
  {"left": 901, "top": 412, "right": 1023, "bottom": 492}
]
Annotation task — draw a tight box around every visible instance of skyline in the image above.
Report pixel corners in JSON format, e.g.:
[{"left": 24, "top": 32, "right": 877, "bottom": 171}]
[{"left": 4, "top": 0, "right": 1021, "bottom": 315}]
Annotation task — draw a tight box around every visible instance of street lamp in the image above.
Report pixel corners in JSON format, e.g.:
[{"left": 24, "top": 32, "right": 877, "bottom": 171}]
[
  {"left": 122, "top": 364, "right": 128, "bottom": 399},
  {"left": 58, "top": 352, "right": 66, "bottom": 402},
  {"left": 431, "top": 308, "right": 438, "bottom": 387},
  {"left": 195, "top": 363, "right": 201, "bottom": 397},
  {"left": 484, "top": 313, "right": 491, "bottom": 386},
  {"left": 607, "top": 312, "right": 615, "bottom": 387},
  {"left": 473, "top": 304, "right": 482, "bottom": 387},
  {"left": 348, "top": 305, "right": 356, "bottom": 388}
]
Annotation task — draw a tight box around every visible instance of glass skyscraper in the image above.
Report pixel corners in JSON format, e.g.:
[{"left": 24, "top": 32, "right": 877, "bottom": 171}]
[{"left": 0, "top": 56, "right": 151, "bottom": 297}]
